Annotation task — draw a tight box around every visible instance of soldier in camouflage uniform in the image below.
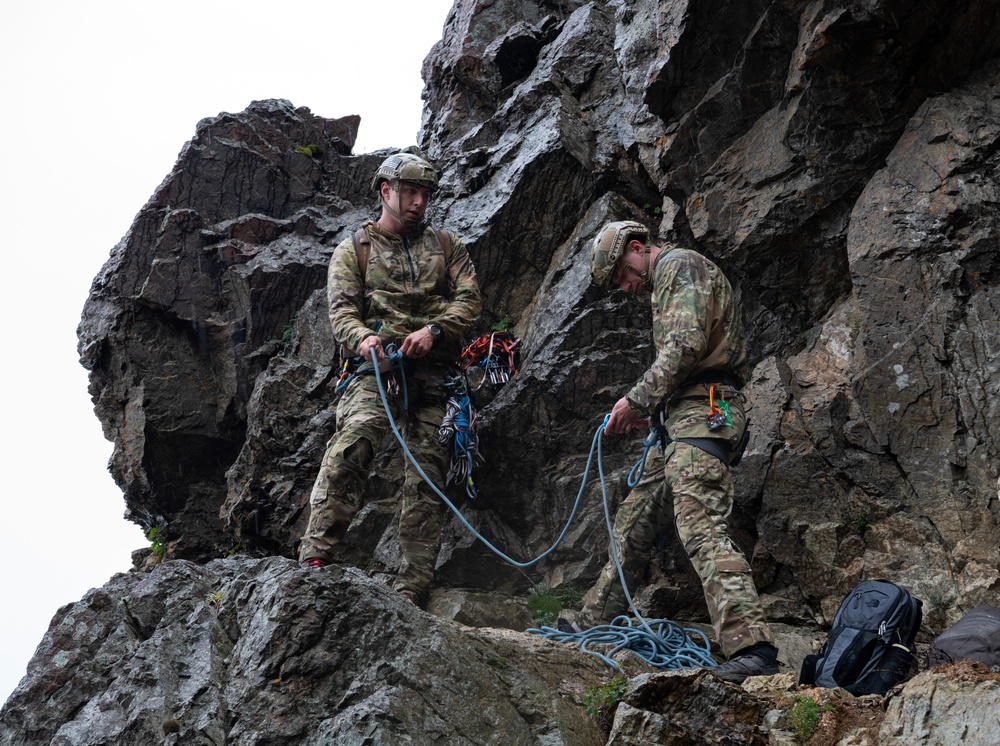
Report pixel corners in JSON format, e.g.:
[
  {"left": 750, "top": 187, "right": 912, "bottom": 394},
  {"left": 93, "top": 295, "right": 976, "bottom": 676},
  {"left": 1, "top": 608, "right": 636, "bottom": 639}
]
[
  {"left": 576, "top": 220, "right": 778, "bottom": 683},
  {"left": 298, "top": 153, "right": 481, "bottom": 607}
]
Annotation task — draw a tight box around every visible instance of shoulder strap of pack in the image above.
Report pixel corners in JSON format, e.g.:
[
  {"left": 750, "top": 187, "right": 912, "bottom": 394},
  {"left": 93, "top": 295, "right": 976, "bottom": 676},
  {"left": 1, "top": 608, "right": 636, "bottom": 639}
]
[{"left": 351, "top": 227, "right": 370, "bottom": 286}]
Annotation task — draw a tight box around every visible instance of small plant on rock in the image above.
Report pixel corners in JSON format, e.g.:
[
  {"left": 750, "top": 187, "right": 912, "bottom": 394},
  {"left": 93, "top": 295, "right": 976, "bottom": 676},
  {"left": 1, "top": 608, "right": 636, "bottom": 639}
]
[
  {"left": 583, "top": 674, "right": 628, "bottom": 721},
  {"left": 491, "top": 314, "right": 513, "bottom": 332},
  {"left": 850, "top": 508, "right": 872, "bottom": 534},
  {"left": 556, "top": 582, "right": 584, "bottom": 609},
  {"left": 788, "top": 694, "right": 833, "bottom": 743},
  {"left": 147, "top": 527, "right": 166, "bottom": 558},
  {"left": 527, "top": 585, "right": 562, "bottom": 626},
  {"left": 205, "top": 590, "right": 224, "bottom": 609}
]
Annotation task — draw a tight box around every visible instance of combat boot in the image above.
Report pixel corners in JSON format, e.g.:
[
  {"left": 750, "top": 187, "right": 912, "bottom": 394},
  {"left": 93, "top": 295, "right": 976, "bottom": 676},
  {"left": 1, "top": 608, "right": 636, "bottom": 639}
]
[{"left": 712, "top": 643, "right": 780, "bottom": 683}]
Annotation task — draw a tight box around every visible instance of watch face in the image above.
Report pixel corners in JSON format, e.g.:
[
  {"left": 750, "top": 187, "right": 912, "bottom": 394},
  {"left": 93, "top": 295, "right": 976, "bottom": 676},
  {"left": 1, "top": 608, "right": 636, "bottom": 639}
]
[{"left": 429, "top": 323, "right": 442, "bottom": 336}]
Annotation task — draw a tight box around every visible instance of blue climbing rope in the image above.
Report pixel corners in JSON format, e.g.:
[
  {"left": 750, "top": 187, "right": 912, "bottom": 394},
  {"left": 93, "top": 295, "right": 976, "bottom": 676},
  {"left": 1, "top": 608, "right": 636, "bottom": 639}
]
[
  {"left": 440, "top": 376, "right": 479, "bottom": 500},
  {"left": 627, "top": 427, "right": 662, "bottom": 487},
  {"left": 526, "top": 616, "right": 716, "bottom": 671},
  {"left": 526, "top": 416, "right": 717, "bottom": 672},
  {"left": 370, "top": 347, "right": 589, "bottom": 568},
  {"left": 369, "top": 348, "right": 716, "bottom": 672}
]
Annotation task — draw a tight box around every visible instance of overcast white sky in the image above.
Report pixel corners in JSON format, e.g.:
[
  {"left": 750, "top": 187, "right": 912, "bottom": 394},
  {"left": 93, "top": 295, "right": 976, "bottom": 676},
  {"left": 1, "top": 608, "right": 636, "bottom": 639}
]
[{"left": 0, "top": 0, "right": 454, "bottom": 704}]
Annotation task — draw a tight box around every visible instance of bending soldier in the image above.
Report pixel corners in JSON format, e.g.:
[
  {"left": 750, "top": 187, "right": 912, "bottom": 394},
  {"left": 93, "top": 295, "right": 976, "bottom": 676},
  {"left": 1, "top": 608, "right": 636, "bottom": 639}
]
[
  {"left": 298, "top": 153, "right": 481, "bottom": 607},
  {"left": 577, "top": 220, "right": 779, "bottom": 683}
]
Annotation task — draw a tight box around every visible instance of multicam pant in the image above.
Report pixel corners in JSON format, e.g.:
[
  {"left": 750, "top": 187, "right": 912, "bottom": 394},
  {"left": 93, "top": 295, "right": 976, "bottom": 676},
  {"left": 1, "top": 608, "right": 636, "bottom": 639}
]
[
  {"left": 298, "top": 363, "right": 450, "bottom": 599},
  {"left": 580, "top": 389, "right": 773, "bottom": 658}
]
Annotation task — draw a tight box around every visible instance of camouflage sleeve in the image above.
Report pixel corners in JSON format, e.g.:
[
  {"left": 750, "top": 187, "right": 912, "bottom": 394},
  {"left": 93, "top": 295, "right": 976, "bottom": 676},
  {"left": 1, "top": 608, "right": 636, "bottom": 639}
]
[
  {"left": 432, "top": 232, "right": 481, "bottom": 340},
  {"left": 625, "top": 254, "right": 711, "bottom": 415},
  {"left": 326, "top": 236, "right": 372, "bottom": 351}
]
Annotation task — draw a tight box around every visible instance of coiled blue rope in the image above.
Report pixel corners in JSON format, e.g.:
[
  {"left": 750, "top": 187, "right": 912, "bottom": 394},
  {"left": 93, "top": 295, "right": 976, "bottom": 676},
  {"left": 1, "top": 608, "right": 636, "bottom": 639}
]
[
  {"left": 527, "top": 415, "right": 716, "bottom": 672},
  {"left": 527, "top": 616, "right": 715, "bottom": 671},
  {"left": 370, "top": 347, "right": 589, "bottom": 568},
  {"left": 370, "top": 348, "right": 716, "bottom": 672}
]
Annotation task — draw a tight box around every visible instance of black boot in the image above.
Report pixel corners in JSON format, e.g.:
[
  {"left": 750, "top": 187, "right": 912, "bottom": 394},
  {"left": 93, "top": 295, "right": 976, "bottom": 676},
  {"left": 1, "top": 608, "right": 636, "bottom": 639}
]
[{"left": 713, "top": 643, "right": 780, "bottom": 683}]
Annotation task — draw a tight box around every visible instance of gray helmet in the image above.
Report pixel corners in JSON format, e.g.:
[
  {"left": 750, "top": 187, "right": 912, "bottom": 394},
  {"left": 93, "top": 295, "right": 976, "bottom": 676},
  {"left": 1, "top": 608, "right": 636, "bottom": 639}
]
[
  {"left": 590, "top": 220, "right": 649, "bottom": 288},
  {"left": 371, "top": 152, "right": 439, "bottom": 193}
]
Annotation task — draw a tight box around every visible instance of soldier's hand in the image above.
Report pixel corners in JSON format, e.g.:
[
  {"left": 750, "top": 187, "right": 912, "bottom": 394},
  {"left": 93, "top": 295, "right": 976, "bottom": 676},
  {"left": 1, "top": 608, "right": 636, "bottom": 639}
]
[
  {"left": 359, "top": 335, "right": 385, "bottom": 362},
  {"left": 605, "top": 396, "right": 647, "bottom": 435},
  {"left": 400, "top": 327, "right": 434, "bottom": 359}
]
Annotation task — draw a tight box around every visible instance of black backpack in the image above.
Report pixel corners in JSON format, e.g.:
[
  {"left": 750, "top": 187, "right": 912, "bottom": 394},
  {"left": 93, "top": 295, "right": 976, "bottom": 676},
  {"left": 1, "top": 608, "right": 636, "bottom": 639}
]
[
  {"left": 799, "top": 580, "right": 923, "bottom": 695},
  {"left": 927, "top": 605, "right": 1000, "bottom": 670}
]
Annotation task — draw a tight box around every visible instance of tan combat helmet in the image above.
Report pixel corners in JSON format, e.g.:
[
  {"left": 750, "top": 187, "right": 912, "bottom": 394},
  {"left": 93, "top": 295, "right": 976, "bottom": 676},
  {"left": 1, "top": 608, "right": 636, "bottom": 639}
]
[
  {"left": 590, "top": 220, "right": 649, "bottom": 288},
  {"left": 371, "top": 152, "right": 439, "bottom": 194}
]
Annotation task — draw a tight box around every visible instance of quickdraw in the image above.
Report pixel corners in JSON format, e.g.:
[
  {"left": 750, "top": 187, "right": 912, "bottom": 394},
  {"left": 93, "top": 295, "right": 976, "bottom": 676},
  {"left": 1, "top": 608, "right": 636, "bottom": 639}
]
[
  {"left": 438, "top": 375, "right": 479, "bottom": 499},
  {"left": 460, "top": 331, "right": 521, "bottom": 386}
]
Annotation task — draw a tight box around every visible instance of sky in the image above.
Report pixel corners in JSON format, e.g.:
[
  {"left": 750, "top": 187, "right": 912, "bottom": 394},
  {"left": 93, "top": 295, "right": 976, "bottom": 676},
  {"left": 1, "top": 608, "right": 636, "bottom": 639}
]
[{"left": 0, "top": 0, "right": 455, "bottom": 705}]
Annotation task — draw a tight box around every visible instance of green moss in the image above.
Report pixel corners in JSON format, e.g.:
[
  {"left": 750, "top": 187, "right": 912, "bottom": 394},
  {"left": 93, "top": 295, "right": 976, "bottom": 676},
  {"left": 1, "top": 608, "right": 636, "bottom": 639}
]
[{"left": 295, "top": 143, "right": 324, "bottom": 158}]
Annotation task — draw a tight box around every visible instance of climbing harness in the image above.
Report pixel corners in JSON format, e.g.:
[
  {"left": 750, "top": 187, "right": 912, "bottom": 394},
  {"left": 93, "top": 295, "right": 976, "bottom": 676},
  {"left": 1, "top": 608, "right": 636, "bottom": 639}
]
[
  {"left": 438, "top": 374, "right": 479, "bottom": 499},
  {"left": 627, "top": 379, "right": 753, "bottom": 486},
  {"left": 368, "top": 348, "right": 719, "bottom": 673}
]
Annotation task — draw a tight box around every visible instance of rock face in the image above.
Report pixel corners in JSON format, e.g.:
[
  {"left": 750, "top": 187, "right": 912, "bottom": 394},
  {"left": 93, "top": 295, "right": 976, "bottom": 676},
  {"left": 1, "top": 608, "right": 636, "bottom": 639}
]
[
  {"left": 5, "top": 0, "right": 1000, "bottom": 742},
  {"left": 0, "top": 558, "right": 609, "bottom": 745}
]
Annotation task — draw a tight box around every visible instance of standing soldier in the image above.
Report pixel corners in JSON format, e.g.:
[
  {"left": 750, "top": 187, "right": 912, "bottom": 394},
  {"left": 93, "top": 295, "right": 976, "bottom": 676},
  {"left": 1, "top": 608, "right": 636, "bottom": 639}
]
[
  {"left": 577, "top": 220, "right": 779, "bottom": 683},
  {"left": 299, "top": 153, "right": 481, "bottom": 608}
]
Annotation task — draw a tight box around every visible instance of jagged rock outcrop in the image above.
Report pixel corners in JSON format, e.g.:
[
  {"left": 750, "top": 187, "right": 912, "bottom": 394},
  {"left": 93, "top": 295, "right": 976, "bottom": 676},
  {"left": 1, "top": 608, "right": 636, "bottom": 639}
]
[
  {"left": 3, "top": 560, "right": 994, "bottom": 745},
  {"left": 0, "top": 558, "right": 609, "bottom": 745},
  {"left": 5, "top": 0, "right": 1000, "bottom": 742}
]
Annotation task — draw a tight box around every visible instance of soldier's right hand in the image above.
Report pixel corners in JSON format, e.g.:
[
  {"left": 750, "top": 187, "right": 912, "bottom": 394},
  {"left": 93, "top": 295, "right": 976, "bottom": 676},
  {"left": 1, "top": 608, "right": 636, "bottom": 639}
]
[{"left": 359, "top": 334, "right": 385, "bottom": 362}]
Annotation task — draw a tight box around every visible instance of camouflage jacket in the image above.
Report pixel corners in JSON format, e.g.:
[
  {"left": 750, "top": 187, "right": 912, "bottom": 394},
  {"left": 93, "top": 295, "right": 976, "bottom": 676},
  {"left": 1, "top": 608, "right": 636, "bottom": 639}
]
[
  {"left": 327, "top": 220, "right": 481, "bottom": 364},
  {"left": 625, "top": 247, "right": 749, "bottom": 415}
]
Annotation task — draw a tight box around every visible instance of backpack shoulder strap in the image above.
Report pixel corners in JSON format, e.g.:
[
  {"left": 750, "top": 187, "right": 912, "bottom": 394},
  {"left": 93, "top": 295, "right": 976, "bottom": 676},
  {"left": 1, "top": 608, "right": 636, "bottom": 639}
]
[{"left": 351, "top": 227, "right": 370, "bottom": 285}]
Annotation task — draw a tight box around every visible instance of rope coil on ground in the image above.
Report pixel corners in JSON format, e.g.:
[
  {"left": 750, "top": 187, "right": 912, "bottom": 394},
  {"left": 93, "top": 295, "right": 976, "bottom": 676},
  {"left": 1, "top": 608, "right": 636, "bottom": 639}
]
[{"left": 526, "top": 616, "right": 716, "bottom": 671}]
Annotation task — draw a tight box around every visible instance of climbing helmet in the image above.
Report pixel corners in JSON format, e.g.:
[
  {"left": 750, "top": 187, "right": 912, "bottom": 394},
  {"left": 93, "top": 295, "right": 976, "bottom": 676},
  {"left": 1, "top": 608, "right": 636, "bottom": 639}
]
[
  {"left": 590, "top": 220, "right": 649, "bottom": 288},
  {"left": 371, "top": 152, "right": 439, "bottom": 194}
]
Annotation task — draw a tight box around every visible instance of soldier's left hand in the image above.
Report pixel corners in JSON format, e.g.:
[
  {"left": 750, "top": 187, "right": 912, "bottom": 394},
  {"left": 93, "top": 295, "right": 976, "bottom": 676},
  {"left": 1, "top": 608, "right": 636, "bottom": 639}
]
[{"left": 400, "top": 327, "right": 434, "bottom": 358}]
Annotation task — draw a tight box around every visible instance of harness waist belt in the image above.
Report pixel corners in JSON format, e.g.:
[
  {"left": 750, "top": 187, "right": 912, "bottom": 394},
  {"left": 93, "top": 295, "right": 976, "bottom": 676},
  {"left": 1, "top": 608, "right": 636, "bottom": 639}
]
[{"left": 678, "top": 369, "right": 742, "bottom": 390}]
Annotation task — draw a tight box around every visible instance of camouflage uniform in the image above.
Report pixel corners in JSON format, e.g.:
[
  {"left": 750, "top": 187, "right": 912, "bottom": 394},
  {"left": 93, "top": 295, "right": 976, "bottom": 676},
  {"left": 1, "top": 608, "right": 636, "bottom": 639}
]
[
  {"left": 580, "top": 247, "right": 774, "bottom": 658},
  {"left": 299, "top": 219, "right": 481, "bottom": 599}
]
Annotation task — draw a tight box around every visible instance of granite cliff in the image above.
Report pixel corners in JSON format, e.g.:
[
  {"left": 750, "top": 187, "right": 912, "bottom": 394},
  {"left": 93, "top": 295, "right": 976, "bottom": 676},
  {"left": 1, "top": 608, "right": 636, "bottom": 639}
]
[{"left": 3, "top": 0, "right": 1000, "bottom": 743}]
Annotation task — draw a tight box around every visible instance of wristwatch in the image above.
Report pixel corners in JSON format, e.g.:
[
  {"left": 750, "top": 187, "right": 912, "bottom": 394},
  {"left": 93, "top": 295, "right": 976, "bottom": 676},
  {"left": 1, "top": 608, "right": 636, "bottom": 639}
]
[{"left": 427, "top": 322, "right": 443, "bottom": 339}]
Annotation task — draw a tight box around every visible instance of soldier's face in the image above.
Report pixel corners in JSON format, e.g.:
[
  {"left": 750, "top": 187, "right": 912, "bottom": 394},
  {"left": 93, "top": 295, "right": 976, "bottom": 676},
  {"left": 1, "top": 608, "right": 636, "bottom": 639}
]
[
  {"left": 611, "top": 251, "right": 646, "bottom": 293},
  {"left": 385, "top": 181, "right": 432, "bottom": 224}
]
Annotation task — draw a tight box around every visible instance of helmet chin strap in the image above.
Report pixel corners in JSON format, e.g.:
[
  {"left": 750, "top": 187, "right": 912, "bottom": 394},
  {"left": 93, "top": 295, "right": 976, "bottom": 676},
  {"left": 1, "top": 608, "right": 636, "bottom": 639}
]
[
  {"left": 618, "top": 245, "right": 653, "bottom": 289},
  {"left": 639, "top": 245, "right": 653, "bottom": 291},
  {"left": 382, "top": 182, "right": 422, "bottom": 234}
]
